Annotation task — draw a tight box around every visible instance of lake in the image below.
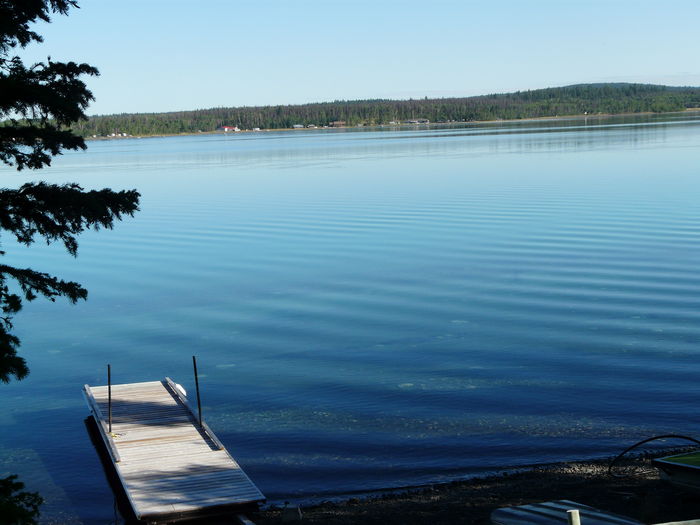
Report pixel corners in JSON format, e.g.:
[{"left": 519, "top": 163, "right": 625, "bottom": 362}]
[{"left": 2, "top": 114, "right": 700, "bottom": 523}]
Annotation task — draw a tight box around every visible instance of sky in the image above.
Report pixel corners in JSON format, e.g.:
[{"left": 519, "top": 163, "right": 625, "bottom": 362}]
[{"left": 18, "top": 0, "right": 700, "bottom": 116}]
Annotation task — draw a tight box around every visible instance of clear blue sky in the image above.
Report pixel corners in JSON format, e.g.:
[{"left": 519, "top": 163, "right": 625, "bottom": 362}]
[{"left": 19, "top": 0, "right": 700, "bottom": 115}]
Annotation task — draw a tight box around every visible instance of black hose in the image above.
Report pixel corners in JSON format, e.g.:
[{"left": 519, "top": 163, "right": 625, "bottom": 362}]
[{"left": 608, "top": 434, "right": 700, "bottom": 478}]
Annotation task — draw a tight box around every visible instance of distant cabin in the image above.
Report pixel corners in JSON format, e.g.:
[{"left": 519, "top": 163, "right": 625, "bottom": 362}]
[
  {"left": 330, "top": 121, "right": 346, "bottom": 127},
  {"left": 292, "top": 124, "right": 304, "bottom": 129},
  {"left": 218, "top": 125, "right": 240, "bottom": 132}
]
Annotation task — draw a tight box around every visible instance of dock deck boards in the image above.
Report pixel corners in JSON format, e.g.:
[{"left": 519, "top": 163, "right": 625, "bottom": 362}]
[{"left": 84, "top": 378, "right": 264, "bottom": 522}]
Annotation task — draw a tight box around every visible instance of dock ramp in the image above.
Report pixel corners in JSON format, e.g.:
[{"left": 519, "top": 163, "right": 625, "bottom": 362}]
[{"left": 83, "top": 378, "right": 264, "bottom": 523}]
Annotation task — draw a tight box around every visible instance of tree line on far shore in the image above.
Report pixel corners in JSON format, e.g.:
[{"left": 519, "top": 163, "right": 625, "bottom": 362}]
[{"left": 70, "top": 83, "right": 700, "bottom": 137}]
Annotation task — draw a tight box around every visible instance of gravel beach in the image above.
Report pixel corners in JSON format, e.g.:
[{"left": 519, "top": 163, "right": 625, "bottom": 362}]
[{"left": 253, "top": 449, "right": 700, "bottom": 524}]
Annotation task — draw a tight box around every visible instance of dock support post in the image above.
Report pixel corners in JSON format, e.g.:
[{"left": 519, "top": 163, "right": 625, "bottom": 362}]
[
  {"left": 193, "top": 355, "right": 202, "bottom": 429},
  {"left": 107, "top": 364, "right": 112, "bottom": 433}
]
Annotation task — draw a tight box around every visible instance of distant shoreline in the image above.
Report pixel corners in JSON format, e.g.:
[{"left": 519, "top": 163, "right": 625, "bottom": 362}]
[
  {"left": 79, "top": 83, "right": 700, "bottom": 140},
  {"left": 84, "top": 108, "right": 700, "bottom": 142}
]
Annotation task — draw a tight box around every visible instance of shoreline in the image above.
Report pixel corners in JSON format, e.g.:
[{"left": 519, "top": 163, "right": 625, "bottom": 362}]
[
  {"left": 84, "top": 108, "right": 700, "bottom": 142},
  {"left": 252, "top": 448, "right": 699, "bottom": 524}
]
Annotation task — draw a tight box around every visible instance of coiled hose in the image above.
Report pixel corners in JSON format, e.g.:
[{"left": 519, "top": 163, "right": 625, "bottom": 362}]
[{"left": 608, "top": 434, "right": 700, "bottom": 478}]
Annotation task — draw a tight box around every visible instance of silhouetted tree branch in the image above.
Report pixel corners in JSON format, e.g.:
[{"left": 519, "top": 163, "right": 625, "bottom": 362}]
[
  {"left": 0, "top": 182, "right": 139, "bottom": 382},
  {"left": 0, "top": 1, "right": 140, "bottom": 518},
  {"left": 0, "top": 0, "right": 140, "bottom": 382},
  {"left": 1, "top": 1, "right": 99, "bottom": 170},
  {"left": 0, "top": 182, "right": 139, "bottom": 255}
]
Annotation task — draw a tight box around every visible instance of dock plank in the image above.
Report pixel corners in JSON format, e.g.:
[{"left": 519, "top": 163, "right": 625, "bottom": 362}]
[{"left": 84, "top": 378, "right": 264, "bottom": 522}]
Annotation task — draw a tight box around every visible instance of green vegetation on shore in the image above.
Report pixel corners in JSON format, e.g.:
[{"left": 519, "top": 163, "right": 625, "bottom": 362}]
[{"left": 74, "top": 83, "right": 700, "bottom": 137}]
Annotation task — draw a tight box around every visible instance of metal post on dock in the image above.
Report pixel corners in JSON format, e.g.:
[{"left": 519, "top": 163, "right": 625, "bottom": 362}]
[
  {"left": 192, "top": 355, "right": 203, "bottom": 429},
  {"left": 108, "top": 364, "right": 112, "bottom": 434}
]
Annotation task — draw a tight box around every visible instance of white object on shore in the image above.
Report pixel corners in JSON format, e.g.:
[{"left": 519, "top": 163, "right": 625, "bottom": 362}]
[
  {"left": 568, "top": 509, "right": 581, "bottom": 525},
  {"left": 491, "top": 500, "right": 641, "bottom": 525}
]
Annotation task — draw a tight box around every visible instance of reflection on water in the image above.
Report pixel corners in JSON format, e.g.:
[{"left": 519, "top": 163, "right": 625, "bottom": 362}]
[{"left": 1, "top": 113, "right": 700, "bottom": 523}]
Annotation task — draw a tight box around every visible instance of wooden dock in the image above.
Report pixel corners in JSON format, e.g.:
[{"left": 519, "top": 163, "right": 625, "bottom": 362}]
[{"left": 83, "top": 378, "right": 265, "bottom": 523}]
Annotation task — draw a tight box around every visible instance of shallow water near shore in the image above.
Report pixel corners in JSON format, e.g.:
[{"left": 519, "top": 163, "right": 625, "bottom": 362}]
[{"left": 2, "top": 114, "right": 700, "bottom": 523}]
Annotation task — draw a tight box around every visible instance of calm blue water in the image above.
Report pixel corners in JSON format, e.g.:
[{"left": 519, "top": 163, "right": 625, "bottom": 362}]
[{"left": 2, "top": 114, "right": 700, "bottom": 523}]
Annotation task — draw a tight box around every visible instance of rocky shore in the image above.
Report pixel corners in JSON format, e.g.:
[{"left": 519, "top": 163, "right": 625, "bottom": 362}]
[{"left": 253, "top": 450, "right": 699, "bottom": 524}]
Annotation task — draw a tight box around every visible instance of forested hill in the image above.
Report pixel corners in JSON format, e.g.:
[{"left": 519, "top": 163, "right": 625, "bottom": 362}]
[{"left": 76, "top": 84, "right": 700, "bottom": 137}]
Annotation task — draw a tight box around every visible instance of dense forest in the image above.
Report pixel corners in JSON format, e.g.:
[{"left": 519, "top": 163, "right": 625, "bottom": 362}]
[{"left": 67, "top": 83, "right": 700, "bottom": 137}]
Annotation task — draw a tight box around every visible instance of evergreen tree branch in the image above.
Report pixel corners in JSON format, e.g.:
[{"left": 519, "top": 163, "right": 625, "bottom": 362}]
[{"left": 0, "top": 182, "right": 140, "bottom": 255}]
